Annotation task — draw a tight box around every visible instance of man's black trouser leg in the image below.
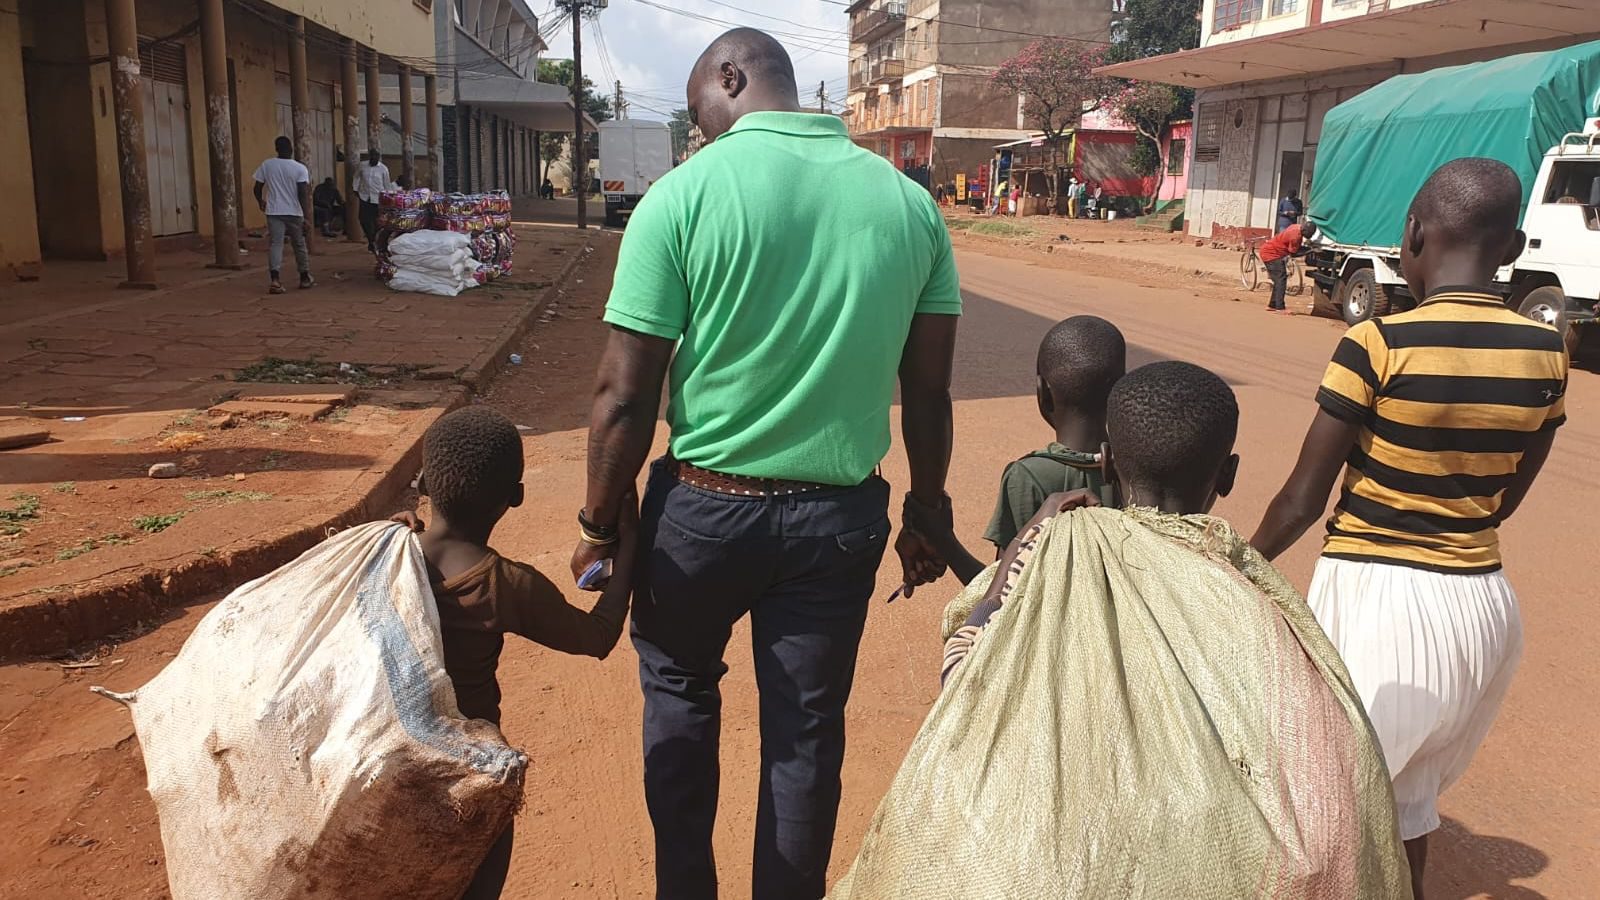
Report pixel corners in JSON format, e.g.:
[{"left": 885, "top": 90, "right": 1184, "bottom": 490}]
[
  {"left": 1266, "top": 257, "right": 1289, "bottom": 310},
  {"left": 632, "top": 462, "right": 890, "bottom": 900},
  {"left": 359, "top": 199, "right": 380, "bottom": 250}
]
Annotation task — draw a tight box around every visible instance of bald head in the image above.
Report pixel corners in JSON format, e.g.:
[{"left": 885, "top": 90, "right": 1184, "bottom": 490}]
[
  {"left": 1401, "top": 157, "right": 1527, "bottom": 297},
  {"left": 687, "top": 28, "right": 801, "bottom": 142}
]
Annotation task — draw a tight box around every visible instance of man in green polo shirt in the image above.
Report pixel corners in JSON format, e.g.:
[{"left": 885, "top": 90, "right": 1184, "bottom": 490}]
[{"left": 570, "top": 27, "right": 961, "bottom": 900}]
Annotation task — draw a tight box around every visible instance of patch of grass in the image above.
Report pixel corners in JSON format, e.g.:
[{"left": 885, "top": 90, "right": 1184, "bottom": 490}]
[
  {"left": 112, "top": 437, "right": 134, "bottom": 446},
  {"left": 256, "top": 419, "right": 292, "bottom": 433},
  {"left": 53, "top": 482, "right": 77, "bottom": 494},
  {"left": 199, "top": 546, "right": 218, "bottom": 559},
  {"left": 0, "top": 566, "right": 19, "bottom": 578},
  {"left": 159, "top": 430, "right": 207, "bottom": 450},
  {"left": 260, "top": 450, "right": 288, "bottom": 470},
  {"left": 173, "top": 412, "right": 196, "bottom": 427},
  {"left": 53, "top": 532, "right": 131, "bottom": 561},
  {"left": 184, "top": 489, "right": 272, "bottom": 503},
  {"left": 324, "top": 406, "right": 350, "bottom": 423},
  {"left": 238, "top": 357, "right": 325, "bottom": 384},
  {"left": 1, "top": 493, "right": 41, "bottom": 534},
  {"left": 133, "top": 512, "right": 185, "bottom": 534},
  {"left": 968, "top": 220, "right": 1035, "bottom": 238}
]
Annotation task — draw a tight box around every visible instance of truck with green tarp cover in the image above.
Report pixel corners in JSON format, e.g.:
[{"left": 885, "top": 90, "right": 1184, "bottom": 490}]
[{"left": 1307, "top": 40, "right": 1600, "bottom": 347}]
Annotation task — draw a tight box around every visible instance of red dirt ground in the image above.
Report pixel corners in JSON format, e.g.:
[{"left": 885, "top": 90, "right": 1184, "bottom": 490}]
[{"left": 3, "top": 232, "right": 1595, "bottom": 900}]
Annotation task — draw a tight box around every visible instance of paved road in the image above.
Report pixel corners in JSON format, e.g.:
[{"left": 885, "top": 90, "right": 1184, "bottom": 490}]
[
  {"left": 483, "top": 244, "right": 1599, "bottom": 899},
  {"left": 2, "top": 240, "right": 1593, "bottom": 898}
]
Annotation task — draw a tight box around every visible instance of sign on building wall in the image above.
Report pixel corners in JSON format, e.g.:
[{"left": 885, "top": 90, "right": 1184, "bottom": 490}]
[{"left": 955, "top": 172, "right": 966, "bottom": 200}]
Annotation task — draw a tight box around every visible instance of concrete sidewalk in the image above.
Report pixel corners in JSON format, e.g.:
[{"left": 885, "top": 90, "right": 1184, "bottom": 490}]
[{"left": 1, "top": 218, "right": 603, "bottom": 659}]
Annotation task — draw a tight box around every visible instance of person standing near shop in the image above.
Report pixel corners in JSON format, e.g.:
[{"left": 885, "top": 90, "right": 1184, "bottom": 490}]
[
  {"left": 573, "top": 27, "right": 961, "bottom": 900},
  {"left": 252, "top": 136, "right": 314, "bottom": 295},
  {"left": 355, "top": 148, "right": 392, "bottom": 252}
]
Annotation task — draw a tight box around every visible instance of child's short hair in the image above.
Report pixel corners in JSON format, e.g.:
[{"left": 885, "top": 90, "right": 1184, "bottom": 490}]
[
  {"left": 1107, "top": 361, "right": 1237, "bottom": 495},
  {"left": 1408, "top": 157, "right": 1522, "bottom": 248},
  {"left": 1037, "top": 316, "right": 1126, "bottom": 410},
  {"left": 421, "top": 406, "right": 523, "bottom": 523}
]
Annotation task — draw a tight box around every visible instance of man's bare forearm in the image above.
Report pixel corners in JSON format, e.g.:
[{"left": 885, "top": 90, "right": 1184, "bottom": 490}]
[
  {"left": 1250, "top": 410, "right": 1361, "bottom": 561},
  {"left": 584, "top": 327, "right": 672, "bottom": 527},
  {"left": 1497, "top": 429, "right": 1556, "bottom": 524},
  {"left": 900, "top": 314, "right": 958, "bottom": 505}
]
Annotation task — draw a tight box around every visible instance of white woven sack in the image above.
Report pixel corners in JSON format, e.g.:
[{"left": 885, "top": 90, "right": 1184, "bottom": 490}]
[
  {"left": 388, "top": 267, "right": 474, "bottom": 297},
  {"left": 95, "top": 522, "right": 526, "bottom": 900},
  {"left": 388, "top": 229, "right": 472, "bottom": 256}
]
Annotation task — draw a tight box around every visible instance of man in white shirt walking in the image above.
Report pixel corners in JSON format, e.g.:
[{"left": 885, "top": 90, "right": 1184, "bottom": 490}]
[
  {"left": 252, "top": 136, "right": 314, "bottom": 294},
  {"left": 355, "top": 148, "right": 392, "bottom": 252}
]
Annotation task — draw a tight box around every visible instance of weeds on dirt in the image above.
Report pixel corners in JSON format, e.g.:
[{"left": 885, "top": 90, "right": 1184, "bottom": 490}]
[
  {"left": 55, "top": 533, "right": 133, "bottom": 561},
  {"left": 133, "top": 512, "right": 185, "bottom": 534},
  {"left": 199, "top": 546, "right": 219, "bottom": 558},
  {"left": 184, "top": 489, "right": 272, "bottom": 503},
  {"left": 160, "top": 431, "right": 207, "bottom": 450},
  {"left": 1, "top": 493, "right": 42, "bottom": 535},
  {"left": 238, "top": 356, "right": 427, "bottom": 386},
  {"left": 255, "top": 419, "right": 292, "bottom": 433},
  {"left": 260, "top": 450, "right": 288, "bottom": 470},
  {"left": 173, "top": 412, "right": 197, "bottom": 427},
  {"left": 53, "top": 482, "right": 76, "bottom": 494}
]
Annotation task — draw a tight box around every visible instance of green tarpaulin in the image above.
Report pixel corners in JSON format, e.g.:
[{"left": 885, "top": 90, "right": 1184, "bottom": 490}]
[{"left": 1310, "top": 40, "right": 1600, "bottom": 249}]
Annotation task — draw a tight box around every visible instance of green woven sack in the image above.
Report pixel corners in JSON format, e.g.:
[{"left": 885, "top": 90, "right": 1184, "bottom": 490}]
[{"left": 834, "top": 507, "right": 1410, "bottom": 899}]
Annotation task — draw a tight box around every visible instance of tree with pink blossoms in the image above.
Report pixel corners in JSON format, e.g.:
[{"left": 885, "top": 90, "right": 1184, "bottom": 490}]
[{"left": 992, "top": 40, "right": 1119, "bottom": 206}]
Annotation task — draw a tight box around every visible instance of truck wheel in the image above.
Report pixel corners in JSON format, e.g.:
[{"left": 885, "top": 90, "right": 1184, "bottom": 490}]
[
  {"left": 603, "top": 207, "right": 623, "bottom": 228},
  {"left": 1340, "top": 269, "right": 1390, "bottom": 325},
  {"left": 1517, "top": 285, "right": 1581, "bottom": 356}
]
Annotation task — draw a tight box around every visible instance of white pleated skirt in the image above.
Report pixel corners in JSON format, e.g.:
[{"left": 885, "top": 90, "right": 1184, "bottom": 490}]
[{"left": 1307, "top": 556, "right": 1523, "bottom": 840}]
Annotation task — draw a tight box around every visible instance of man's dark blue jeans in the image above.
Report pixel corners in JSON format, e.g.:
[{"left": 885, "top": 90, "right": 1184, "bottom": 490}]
[{"left": 632, "top": 460, "right": 891, "bottom": 900}]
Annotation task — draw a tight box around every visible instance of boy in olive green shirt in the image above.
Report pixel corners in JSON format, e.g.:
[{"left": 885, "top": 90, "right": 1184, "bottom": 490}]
[{"left": 915, "top": 316, "right": 1125, "bottom": 583}]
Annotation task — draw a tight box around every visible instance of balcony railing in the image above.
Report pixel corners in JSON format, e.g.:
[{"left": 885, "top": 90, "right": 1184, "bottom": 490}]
[
  {"left": 849, "top": 61, "right": 870, "bottom": 92},
  {"left": 851, "top": 1, "right": 906, "bottom": 44},
  {"left": 869, "top": 57, "right": 906, "bottom": 85}
]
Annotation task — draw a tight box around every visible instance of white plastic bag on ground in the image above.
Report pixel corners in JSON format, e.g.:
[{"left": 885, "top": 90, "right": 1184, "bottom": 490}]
[{"left": 95, "top": 522, "right": 526, "bottom": 900}]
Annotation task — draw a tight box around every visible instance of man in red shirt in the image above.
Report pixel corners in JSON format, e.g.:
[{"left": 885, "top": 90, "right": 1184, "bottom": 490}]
[{"left": 1259, "top": 221, "right": 1318, "bottom": 313}]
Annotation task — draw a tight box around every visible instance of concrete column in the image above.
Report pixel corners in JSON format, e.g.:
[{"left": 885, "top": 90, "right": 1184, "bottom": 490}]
[
  {"left": 340, "top": 39, "right": 362, "bottom": 240},
  {"left": 397, "top": 64, "right": 415, "bottom": 188},
  {"left": 424, "top": 72, "right": 439, "bottom": 191},
  {"left": 457, "top": 104, "right": 471, "bottom": 191},
  {"left": 364, "top": 50, "right": 382, "bottom": 160},
  {"left": 104, "top": 0, "right": 157, "bottom": 287},
  {"left": 198, "top": 0, "right": 240, "bottom": 268},
  {"left": 287, "top": 14, "right": 313, "bottom": 253}
]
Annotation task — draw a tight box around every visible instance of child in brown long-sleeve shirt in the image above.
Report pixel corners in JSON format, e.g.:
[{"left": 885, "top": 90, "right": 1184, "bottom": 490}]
[{"left": 393, "top": 405, "right": 637, "bottom": 899}]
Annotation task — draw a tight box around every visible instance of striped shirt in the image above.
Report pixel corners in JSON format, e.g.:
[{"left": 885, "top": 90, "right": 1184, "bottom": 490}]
[{"left": 1317, "top": 287, "right": 1568, "bottom": 573}]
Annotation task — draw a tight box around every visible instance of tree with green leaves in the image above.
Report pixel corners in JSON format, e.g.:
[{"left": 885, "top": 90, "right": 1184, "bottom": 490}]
[
  {"left": 1106, "top": 0, "right": 1200, "bottom": 212},
  {"left": 992, "top": 40, "right": 1118, "bottom": 205},
  {"left": 1105, "top": 0, "right": 1202, "bottom": 63},
  {"left": 668, "top": 108, "right": 693, "bottom": 161},
  {"left": 537, "top": 59, "right": 612, "bottom": 188},
  {"left": 1110, "top": 81, "right": 1185, "bottom": 213}
]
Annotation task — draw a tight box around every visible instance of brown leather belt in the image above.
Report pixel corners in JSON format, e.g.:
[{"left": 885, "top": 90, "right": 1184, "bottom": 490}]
[{"left": 667, "top": 457, "right": 832, "bottom": 497}]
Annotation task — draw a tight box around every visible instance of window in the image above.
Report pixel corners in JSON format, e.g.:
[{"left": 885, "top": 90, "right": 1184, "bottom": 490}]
[
  {"left": 1166, "top": 139, "right": 1187, "bottom": 175},
  {"left": 1213, "top": 0, "right": 1262, "bottom": 31},
  {"left": 1195, "top": 102, "right": 1223, "bottom": 162},
  {"left": 1543, "top": 160, "right": 1600, "bottom": 205},
  {"left": 1268, "top": 0, "right": 1297, "bottom": 15},
  {"left": 901, "top": 138, "right": 916, "bottom": 159}
]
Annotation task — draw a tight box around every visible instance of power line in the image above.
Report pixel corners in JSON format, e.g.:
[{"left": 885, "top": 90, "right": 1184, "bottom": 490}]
[
  {"left": 628, "top": 0, "right": 851, "bottom": 58},
  {"left": 815, "top": 0, "right": 1111, "bottom": 47}
]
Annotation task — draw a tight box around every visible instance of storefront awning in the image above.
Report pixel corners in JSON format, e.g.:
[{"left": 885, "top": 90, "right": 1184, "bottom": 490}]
[
  {"left": 1096, "top": 0, "right": 1600, "bottom": 89},
  {"left": 456, "top": 73, "right": 597, "bottom": 133}
]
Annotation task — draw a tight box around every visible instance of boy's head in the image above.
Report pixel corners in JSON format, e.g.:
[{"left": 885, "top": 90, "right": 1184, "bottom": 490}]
[
  {"left": 1401, "top": 157, "right": 1525, "bottom": 298},
  {"left": 420, "top": 406, "right": 524, "bottom": 532},
  {"left": 1106, "top": 361, "right": 1239, "bottom": 514},
  {"left": 1036, "top": 316, "right": 1126, "bottom": 427},
  {"left": 275, "top": 136, "right": 294, "bottom": 158}
]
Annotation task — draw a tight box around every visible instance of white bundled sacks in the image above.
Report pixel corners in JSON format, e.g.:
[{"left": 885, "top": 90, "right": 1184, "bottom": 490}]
[
  {"left": 386, "top": 230, "right": 479, "bottom": 296},
  {"left": 94, "top": 522, "right": 527, "bottom": 900}
]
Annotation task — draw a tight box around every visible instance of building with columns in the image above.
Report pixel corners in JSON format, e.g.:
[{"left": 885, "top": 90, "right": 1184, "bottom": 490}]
[
  {"left": 430, "top": 0, "right": 592, "bottom": 196},
  {"left": 1101, "top": 0, "right": 1600, "bottom": 241}
]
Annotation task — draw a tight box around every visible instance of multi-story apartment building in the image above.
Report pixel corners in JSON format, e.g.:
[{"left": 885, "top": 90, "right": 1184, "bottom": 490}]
[
  {"left": 843, "top": 0, "right": 1116, "bottom": 188},
  {"left": 1102, "top": 0, "right": 1599, "bottom": 240}
]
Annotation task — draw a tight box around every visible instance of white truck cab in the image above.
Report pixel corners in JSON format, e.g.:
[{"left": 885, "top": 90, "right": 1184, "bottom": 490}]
[{"left": 1316, "top": 117, "right": 1600, "bottom": 350}]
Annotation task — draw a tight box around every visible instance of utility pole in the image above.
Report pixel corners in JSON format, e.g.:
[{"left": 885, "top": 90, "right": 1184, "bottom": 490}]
[
  {"left": 818, "top": 80, "right": 827, "bottom": 114},
  {"left": 564, "top": 0, "right": 589, "bottom": 229},
  {"left": 615, "top": 80, "right": 625, "bottom": 120}
]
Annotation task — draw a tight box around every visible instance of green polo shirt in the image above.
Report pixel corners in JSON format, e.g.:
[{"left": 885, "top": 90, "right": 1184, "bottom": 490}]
[{"left": 604, "top": 111, "right": 962, "bottom": 485}]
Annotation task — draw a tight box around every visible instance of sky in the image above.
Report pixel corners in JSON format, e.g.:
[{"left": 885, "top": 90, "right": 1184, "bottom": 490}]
[{"left": 537, "top": 0, "right": 854, "bottom": 123}]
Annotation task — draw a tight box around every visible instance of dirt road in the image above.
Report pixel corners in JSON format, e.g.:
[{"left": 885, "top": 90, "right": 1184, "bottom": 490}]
[{"left": 3, "top": 240, "right": 1595, "bottom": 899}]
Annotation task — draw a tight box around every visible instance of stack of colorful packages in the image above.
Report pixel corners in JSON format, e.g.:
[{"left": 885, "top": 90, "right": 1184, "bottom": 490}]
[
  {"left": 374, "top": 188, "right": 433, "bottom": 282},
  {"left": 375, "top": 188, "right": 518, "bottom": 293}
]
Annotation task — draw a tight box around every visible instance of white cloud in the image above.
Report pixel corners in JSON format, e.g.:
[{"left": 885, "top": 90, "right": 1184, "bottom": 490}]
[{"left": 541, "top": 0, "right": 851, "bottom": 121}]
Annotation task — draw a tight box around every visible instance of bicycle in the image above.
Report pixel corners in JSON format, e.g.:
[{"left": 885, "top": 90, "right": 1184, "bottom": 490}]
[{"left": 1240, "top": 240, "right": 1305, "bottom": 295}]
